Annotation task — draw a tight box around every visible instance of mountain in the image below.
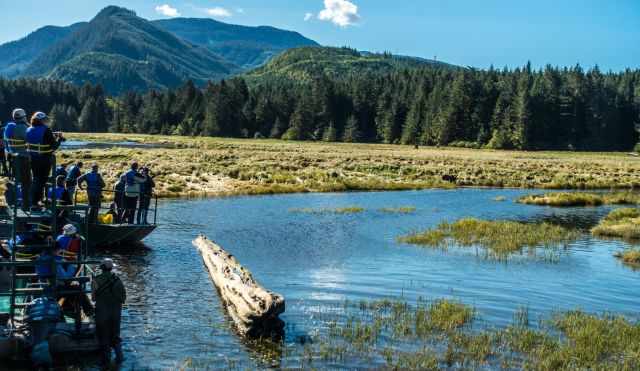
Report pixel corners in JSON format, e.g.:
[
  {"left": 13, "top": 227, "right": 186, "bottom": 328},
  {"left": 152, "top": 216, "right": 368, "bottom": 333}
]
[
  {"left": 153, "top": 18, "right": 319, "bottom": 70},
  {"left": 0, "top": 23, "right": 86, "bottom": 77},
  {"left": 21, "top": 6, "right": 237, "bottom": 94},
  {"left": 245, "top": 47, "right": 455, "bottom": 84}
]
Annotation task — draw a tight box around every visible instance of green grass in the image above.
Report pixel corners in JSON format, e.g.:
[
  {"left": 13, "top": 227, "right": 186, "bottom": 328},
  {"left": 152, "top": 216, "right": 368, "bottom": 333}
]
[
  {"left": 518, "top": 192, "right": 640, "bottom": 207},
  {"left": 289, "top": 206, "right": 365, "bottom": 214},
  {"left": 379, "top": 206, "right": 417, "bottom": 214},
  {"left": 398, "top": 218, "right": 578, "bottom": 257},
  {"left": 306, "top": 298, "right": 640, "bottom": 370},
  {"left": 591, "top": 208, "right": 640, "bottom": 240}
]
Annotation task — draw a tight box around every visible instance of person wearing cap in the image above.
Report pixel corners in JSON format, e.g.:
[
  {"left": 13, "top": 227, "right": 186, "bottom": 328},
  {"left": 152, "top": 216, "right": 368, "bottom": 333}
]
[
  {"left": 56, "top": 224, "right": 81, "bottom": 261},
  {"left": 65, "top": 161, "right": 83, "bottom": 200},
  {"left": 124, "top": 162, "right": 146, "bottom": 224},
  {"left": 4, "top": 108, "right": 32, "bottom": 211},
  {"left": 92, "top": 258, "right": 126, "bottom": 365},
  {"left": 26, "top": 111, "right": 65, "bottom": 209},
  {"left": 77, "top": 163, "right": 106, "bottom": 224}
]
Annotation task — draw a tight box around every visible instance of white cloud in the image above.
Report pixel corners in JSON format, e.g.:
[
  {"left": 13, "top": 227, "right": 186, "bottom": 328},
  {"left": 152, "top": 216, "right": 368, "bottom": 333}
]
[
  {"left": 304, "top": 12, "right": 314, "bottom": 21},
  {"left": 206, "top": 7, "right": 233, "bottom": 18},
  {"left": 318, "top": 0, "right": 360, "bottom": 27},
  {"left": 155, "top": 4, "right": 180, "bottom": 18}
]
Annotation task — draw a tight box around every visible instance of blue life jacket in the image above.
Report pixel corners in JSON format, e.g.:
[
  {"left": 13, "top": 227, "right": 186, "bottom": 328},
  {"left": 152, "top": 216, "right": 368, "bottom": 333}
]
[
  {"left": 36, "top": 254, "right": 66, "bottom": 278},
  {"left": 56, "top": 235, "right": 72, "bottom": 250},
  {"left": 4, "top": 121, "right": 26, "bottom": 154},
  {"left": 47, "top": 186, "right": 66, "bottom": 200},
  {"left": 25, "top": 124, "right": 48, "bottom": 158},
  {"left": 85, "top": 171, "right": 102, "bottom": 194},
  {"left": 125, "top": 169, "right": 138, "bottom": 186}
]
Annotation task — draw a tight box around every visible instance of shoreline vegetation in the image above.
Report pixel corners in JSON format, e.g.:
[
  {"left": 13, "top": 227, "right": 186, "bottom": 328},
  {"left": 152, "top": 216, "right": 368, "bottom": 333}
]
[
  {"left": 591, "top": 208, "right": 640, "bottom": 240},
  {"left": 18, "top": 133, "right": 640, "bottom": 201},
  {"left": 518, "top": 192, "right": 640, "bottom": 207},
  {"left": 398, "top": 218, "right": 578, "bottom": 257},
  {"left": 300, "top": 298, "right": 640, "bottom": 370}
]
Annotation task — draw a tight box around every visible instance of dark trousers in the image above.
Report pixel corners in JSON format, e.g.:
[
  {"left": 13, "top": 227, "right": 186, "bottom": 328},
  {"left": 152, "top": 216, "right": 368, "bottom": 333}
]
[
  {"left": 96, "top": 303, "right": 122, "bottom": 361},
  {"left": 136, "top": 195, "right": 150, "bottom": 224},
  {"left": 31, "top": 156, "right": 52, "bottom": 206},
  {"left": 124, "top": 196, "right": 138, "bottom": 224},
  {"left": 12, "top": 155, "right": 31, "bottom": 210},
  {"left": 88, "top": 193, "right": 102, "bottom": 224}
]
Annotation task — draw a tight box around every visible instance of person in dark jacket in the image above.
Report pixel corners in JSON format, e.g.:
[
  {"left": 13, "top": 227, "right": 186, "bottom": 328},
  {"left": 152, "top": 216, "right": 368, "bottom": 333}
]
[
  {"left": 26, "top": 112, "right": 64, "bottom": 209},
  {"left": 4, "top": 108, "right": 31, "bottom": 210},
  {"left": 65, "top": 161, "right": 83, "bottom": 200},
  {"left": 136, "top": 167, "right": 155, "bottom": 224},
  {"left": 113, "top": 173, "right": 125, "bottom": 223},
  {"left": 77, "top": 163, "right": 106, "bottom": 224},
  {"left": 92, "top": 258, "right": 126, "bottom": 366},
  {"left": 124, "top": 162, "right": 146, "bottom": 224}
]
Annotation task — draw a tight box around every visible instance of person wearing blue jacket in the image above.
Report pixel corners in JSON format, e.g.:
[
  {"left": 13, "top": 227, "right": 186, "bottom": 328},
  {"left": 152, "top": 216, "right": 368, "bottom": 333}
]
[
  {"left": 25, "top": 112, "right": 64, "bottom": 209},
  {"left": 65, "top": 161, "right": 83, "bottom": 200},
  {"left": 4, "top": 108, "right": 31, "bottom": 210},
  {"left": 77, "top": 163, "right": 106, "bottom": 224}
]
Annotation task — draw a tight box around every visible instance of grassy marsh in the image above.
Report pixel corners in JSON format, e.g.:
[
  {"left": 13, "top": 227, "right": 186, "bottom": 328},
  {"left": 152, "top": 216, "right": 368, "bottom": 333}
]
[
  {"left": 398, "top": 218, "right": 578, "bottom": 257},
  {"left": 25, "top": 133, "right": 640, "bottom": 200},
  {"left": 591, "top": 208, "right": 640, "bottom": 240},
  {"left": 518, "top": 192, "right": 640, "bottom": 207},
  {"left": 303, "top": 298, "right": 640, "bottom": 370}
]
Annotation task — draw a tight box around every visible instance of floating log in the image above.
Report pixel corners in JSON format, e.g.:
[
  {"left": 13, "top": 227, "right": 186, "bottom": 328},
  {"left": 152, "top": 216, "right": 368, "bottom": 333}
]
[{"left": 193, "top": 235, "right": 285, "bottom": 338}]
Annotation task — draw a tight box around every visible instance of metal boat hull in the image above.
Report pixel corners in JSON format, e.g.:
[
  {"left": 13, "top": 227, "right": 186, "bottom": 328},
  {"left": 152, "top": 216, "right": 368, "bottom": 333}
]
[{"left": 83, "top": 224, "right": 156, "bottom": 248}]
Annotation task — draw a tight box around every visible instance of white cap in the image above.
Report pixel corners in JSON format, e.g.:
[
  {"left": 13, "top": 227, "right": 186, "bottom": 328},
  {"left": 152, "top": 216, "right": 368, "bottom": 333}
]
[
  {"left": 12, "top": 108, "right": 26, "bottom": 120},
  {"left": 33, "top": 111, "right": 48, "bottom": 121},
  {"left": 62, "top": 224, "right": 77, "bottom": 236},
  {"left": 101, "top": 258, "right": 115, "bottom": 270}
]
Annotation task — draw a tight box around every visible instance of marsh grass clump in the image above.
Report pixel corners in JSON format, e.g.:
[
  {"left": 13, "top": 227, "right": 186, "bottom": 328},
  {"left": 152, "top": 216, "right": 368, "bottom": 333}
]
[
  {"left": 518, "top": 192, "right": 640, "bottom": 207},
  {"left": 398, "top": 218, "right": 578, "bottom": 256},
  {"left": 379, "top": 206, "right": 416, "bottom": 214},
  {"left": 305, "top": 298, "right": 640, "bottom": 370},
  {"left": 518, "top": 192, "right": 604, "bottom": 206},
  {"left": 591, "top": 208, "right": 640, "bottom": 240},
  {"left": 289, "top": 206, "right": 365, "bottom": 214},
  {"left": 614, "top": 249, "right": 640, "bottom": 265}
]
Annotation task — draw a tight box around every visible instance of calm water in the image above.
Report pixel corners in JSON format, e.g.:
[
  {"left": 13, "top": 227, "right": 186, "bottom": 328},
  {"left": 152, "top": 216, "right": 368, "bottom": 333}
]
[{"left": 93, "top": 189, "right": 637, "bottom": 369}]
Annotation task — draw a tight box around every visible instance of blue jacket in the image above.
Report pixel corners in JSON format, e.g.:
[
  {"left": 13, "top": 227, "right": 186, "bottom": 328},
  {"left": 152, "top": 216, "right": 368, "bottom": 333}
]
[
  {"left": 3, "top": 121, "right": 29, "bottom": 155},
  {"left": 36, "top": 254, "right": 72, "bottom": 279},
  {"left": 66, "top": 165, "right": 82, "bottom": 185},
  {"left": 78, "top": 170, "right": 105, "bottom": 195}
]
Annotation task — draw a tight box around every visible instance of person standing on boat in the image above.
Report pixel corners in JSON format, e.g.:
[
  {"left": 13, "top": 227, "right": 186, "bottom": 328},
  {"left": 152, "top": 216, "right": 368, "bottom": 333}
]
[
  {"left": 136, "top": 167, "right": 155, "bottom": 224},
  {"left": 0, "top": 120, "right": 9, "bottom": 175},
  {"left": 92, "top": 258, "right": 126, "bottom": 366},
  {"left": 66, "top": 161, "right": 83, "bottom": 200},
  {"left": 124, "top": 162, "right": 146, "bottom": 224},
  {"left": 77, "top": 163, "right": 106, "bottom": 224},
  {"left": 114, "top": 172, "right": 126, "bottom": 223},
  {"left": 26, "top": 112, "right": 64, "bottom": 210},
  {"left": 4, "top": 108, "right": 32, "bottom": 211}
]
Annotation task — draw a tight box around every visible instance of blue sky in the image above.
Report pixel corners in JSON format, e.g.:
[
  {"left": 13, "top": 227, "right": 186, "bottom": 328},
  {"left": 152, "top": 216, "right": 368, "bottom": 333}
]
[{"left": 0, "top": 0, "right": 638, "bottom": 71}]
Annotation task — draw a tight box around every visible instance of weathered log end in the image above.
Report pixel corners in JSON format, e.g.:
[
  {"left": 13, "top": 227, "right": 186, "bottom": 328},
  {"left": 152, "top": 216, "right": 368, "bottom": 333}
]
[{"left": 193, "top": 235, "right": 285, "bottom": 338}]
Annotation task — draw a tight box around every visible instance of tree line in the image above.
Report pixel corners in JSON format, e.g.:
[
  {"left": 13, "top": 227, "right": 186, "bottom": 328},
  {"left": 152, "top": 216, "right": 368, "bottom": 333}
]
[{"left": 1, "top": 63, "right": 639, "bottom": 150}]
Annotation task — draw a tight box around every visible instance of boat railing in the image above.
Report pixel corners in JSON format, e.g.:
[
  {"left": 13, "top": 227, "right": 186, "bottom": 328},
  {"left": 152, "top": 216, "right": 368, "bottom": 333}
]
[
  {"left": 72, "top": 188, "right": 159, "bottom": 226},
  {"left": 0, "top": 154, "right": 101, "bottom": 331}
]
